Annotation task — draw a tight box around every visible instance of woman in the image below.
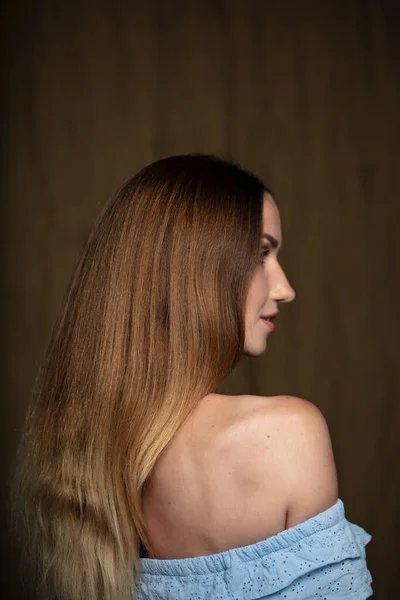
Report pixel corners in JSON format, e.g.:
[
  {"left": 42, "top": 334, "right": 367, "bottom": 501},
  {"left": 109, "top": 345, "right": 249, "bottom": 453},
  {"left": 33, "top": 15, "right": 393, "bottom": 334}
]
[{"left": 11, "top": 154, "right": 373, "bottom": 599}]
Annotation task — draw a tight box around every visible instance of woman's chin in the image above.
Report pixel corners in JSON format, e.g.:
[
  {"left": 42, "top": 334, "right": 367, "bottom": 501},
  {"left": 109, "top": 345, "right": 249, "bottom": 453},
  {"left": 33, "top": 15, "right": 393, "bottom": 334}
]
[{"left": 242, "top": 340, "right": 268, "bottom": 357}]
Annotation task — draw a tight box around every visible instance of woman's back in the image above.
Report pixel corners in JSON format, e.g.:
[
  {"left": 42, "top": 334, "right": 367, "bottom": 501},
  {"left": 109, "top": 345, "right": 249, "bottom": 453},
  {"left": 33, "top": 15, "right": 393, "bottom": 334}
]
[
  {"left": 136, "top": 395, "right": 373, "bottom": 599},
  {"left": 140, "top": 394, "right": 337, "bottom": 560}
]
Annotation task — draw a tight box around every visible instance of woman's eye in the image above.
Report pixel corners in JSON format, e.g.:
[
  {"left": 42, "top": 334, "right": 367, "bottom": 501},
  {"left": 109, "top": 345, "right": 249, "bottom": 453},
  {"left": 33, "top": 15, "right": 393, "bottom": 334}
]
[{"left": 261, "top": 248, "right": 270, "bottom": 259}]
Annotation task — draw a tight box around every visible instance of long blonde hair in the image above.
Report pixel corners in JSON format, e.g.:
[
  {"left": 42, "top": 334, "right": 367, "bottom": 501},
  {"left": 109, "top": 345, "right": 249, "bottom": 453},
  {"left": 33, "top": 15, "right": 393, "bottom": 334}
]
[{"left": 10, "top": 153, "right": 268, "bottom": 599}]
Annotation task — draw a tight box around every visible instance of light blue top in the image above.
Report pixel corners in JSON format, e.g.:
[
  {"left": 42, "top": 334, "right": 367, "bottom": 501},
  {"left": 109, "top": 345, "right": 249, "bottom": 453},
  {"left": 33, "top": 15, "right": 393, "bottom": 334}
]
[{"left": 134, "top": 498, "right": 373, "bottom": 599}]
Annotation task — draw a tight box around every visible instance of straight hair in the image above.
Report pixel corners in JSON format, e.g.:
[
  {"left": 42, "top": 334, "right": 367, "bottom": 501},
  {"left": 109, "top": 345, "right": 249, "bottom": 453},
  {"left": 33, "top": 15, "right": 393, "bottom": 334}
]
[{"left": 10, "top": 153, "right": 270, "bottom": 599}]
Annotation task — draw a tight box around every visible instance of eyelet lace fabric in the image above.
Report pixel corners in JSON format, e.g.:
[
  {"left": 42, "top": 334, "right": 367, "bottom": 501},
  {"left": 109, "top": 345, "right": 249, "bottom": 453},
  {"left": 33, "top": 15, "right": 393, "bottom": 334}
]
[{"left": 134, "top": 498, "right": 373, "bottom": 599}]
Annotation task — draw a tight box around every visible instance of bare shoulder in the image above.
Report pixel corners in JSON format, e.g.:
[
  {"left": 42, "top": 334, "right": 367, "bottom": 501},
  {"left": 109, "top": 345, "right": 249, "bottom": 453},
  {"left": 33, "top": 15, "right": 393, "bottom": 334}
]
[{"left": 242, "top": 394, "right": 339, "bottom": 529}]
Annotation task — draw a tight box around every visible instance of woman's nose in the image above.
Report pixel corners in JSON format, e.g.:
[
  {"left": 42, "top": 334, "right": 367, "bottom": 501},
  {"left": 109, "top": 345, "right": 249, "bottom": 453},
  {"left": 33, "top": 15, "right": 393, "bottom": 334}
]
[{"left": 272, "top": 268, "right": 296, "bottom": 303}]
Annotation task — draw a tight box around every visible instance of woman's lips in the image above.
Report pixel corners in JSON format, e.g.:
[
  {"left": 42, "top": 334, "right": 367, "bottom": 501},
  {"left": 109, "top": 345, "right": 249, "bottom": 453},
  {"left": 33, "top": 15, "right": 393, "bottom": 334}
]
[{"left": 261, "top": 317, "right": 275, "bottom": 332}]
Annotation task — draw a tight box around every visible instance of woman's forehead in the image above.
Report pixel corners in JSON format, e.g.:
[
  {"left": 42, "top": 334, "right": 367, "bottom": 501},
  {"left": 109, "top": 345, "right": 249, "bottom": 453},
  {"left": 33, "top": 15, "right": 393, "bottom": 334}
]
[{"left": 262, "top": 193, "right": 281, "bottom": 234}]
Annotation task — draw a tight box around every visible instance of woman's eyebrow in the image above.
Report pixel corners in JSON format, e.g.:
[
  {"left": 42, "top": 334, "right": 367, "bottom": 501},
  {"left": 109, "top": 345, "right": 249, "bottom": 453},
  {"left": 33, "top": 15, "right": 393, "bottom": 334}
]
[{"left": 261, "top": 233, "right": 280, "bottom": 249}]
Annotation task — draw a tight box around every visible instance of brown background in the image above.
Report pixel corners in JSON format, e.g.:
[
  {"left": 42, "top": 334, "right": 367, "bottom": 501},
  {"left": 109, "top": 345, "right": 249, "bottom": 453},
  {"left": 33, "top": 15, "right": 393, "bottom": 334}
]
[{"left": 2, "top": 1, "right": 399, "bottom": 598}]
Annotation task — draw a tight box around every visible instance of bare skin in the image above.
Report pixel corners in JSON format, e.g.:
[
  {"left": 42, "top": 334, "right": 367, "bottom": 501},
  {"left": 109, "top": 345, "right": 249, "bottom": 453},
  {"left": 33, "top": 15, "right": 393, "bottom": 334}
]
[
  {"left": 141, "top": 393, "right": 290, "bottom": 559},
  {"left": 141, "top": 391, "right": 339, "bottom": 560}
]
